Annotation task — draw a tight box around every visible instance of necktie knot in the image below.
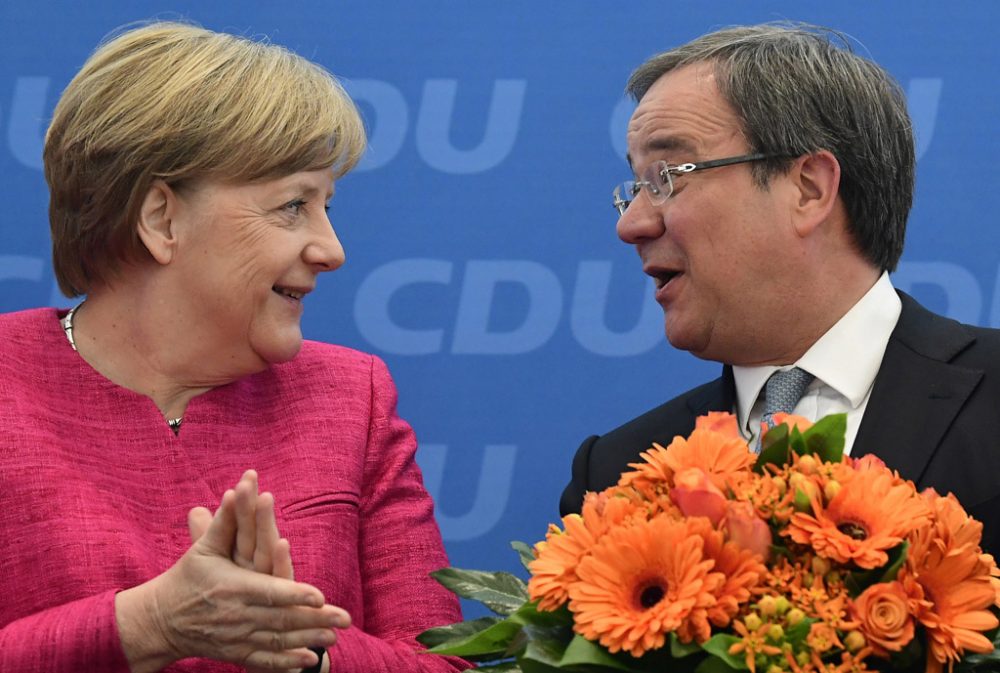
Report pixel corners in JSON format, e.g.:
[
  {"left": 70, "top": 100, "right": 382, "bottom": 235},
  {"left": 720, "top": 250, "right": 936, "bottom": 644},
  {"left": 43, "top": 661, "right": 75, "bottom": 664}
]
[{"left": 762, "top": 367, "right": 814, "bottom": 429}]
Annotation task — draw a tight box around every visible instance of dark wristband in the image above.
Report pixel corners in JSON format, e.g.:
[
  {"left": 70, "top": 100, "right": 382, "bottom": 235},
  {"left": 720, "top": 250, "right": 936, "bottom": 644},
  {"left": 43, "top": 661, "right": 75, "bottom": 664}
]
[{"left": 302, "top": 646, "right": 326, "bottom": 673}]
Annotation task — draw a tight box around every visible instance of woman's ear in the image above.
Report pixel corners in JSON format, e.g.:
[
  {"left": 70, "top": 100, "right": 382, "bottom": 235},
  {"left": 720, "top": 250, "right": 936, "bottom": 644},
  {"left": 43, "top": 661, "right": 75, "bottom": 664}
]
[
  {"left": 789, "top": 150, "right": 841, "bottom": 238},
  {"left": 136, "top": 180, "right": 179, "bottom": 265}
]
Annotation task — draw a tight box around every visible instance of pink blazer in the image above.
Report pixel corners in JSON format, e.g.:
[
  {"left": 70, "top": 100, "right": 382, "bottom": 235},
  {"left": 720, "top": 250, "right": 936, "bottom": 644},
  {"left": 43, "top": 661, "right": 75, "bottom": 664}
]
[{"left": 0, "top": 308, "right": 466, "bottom": 672}]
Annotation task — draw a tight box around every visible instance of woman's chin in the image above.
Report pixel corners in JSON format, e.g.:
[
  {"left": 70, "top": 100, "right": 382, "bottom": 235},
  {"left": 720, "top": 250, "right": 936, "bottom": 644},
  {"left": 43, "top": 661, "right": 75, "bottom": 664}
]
[{"left": 252, "top": 332, "right": 304, "bottom": 365}]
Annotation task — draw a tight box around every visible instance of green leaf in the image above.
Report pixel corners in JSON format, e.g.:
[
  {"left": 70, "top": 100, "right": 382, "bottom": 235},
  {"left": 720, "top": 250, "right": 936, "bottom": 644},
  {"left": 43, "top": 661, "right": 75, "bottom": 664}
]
[
  {"left": 784, "top": 617, "right": 815, "bottom": 646},
  {"left": 694, "top": 655, "right": 741, "bottom": 673},
  {"left": 475, "top": 663, "right": 522, "bottom": 673},
  {"left": 558, "top": 634, "right": 643, "bottom": 671},
  {"left": 801, "top": 414, "right": 846, "bottom": 463},
  {"left": 700, "top": 634, "right": 749, "bottom": 670},
  {"left": 417, "top": 616, "right": 503, "bottom": 648},
  {"left": 670, "top": 633, "right": 703, "bottom": 659},
  {"left": 521, "top": 623, "right": 571, "bottom": 668},
  {"left": 509, "top": 600, "right": 574, "bottom": 628},
  {"left": 755, "top": 424, "right": 789, "bottom": 473},
  {"left": 879, "top": 540, "right": 909, "bottom": 583},
  {"left": 788, "top": 426, "right": 808, "bottom": 456},
  {"left": 431, "top": 567, "right": 530, "bottom": 616},
  {"left": 956, "top": 617, "right": 1000, "bottom": 670},
  {"left": 511, "top": 540, "right": 537, "bottom": 572},
  {"left": 423, "top": 617, "right": 524, "bottom": 658},
  {"left": 845, "top": 541, "right": 909, "bottom": 596}
]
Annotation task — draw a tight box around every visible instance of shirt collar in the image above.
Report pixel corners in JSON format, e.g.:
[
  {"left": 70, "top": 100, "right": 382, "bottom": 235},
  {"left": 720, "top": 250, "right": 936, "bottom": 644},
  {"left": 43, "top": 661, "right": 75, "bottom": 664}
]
[{"left": 733, "top": 272, "right": 901, "bottom": 433}]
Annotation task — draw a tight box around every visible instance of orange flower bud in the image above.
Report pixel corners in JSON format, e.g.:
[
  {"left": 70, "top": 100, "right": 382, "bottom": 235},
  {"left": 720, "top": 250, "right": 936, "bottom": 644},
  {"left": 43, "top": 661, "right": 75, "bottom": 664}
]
[
  {"left": 670, "top": 467, "right": 727, "bottom": 526},
  {"left": 852, "top": 581, "right": 915, "bottom": 654}
]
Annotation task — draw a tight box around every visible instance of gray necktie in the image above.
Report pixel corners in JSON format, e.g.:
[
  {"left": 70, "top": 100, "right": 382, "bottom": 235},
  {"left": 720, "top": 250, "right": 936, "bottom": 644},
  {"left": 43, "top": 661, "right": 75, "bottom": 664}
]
[{"left": 756, "top": 367, "right": 815, "bottom": 452}]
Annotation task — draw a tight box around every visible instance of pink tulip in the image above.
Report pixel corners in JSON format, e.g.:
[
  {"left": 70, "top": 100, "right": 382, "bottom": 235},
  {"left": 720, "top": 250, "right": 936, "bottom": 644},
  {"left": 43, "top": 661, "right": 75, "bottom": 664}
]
[
  {"left": 670, "top": 467, "right": 727, "bottom": 526},
  {"left": 724, "top": 500, "right": 773, "bottom": 560}
]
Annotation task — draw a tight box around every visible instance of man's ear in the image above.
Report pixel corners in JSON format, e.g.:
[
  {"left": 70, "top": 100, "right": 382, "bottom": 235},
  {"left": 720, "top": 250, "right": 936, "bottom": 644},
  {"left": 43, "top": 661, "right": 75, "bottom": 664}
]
[
  {"left": 789, "top": 150, "right": 841, "bottom": 238},
  {"left": 136, "top": 179, "right": 179, "bottom": 265}
]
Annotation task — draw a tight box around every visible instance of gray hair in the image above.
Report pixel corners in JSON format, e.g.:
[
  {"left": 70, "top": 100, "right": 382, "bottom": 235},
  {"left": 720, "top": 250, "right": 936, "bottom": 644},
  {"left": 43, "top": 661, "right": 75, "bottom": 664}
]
[{"left": 627, "top": 23, "right": 914, "bottom": 272}]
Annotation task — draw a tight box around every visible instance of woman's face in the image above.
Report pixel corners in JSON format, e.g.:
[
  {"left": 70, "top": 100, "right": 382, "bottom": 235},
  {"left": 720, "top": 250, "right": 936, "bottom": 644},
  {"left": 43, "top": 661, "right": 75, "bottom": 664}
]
[{"left": 168, "top": 167, "right": 343, "bottom": 370}]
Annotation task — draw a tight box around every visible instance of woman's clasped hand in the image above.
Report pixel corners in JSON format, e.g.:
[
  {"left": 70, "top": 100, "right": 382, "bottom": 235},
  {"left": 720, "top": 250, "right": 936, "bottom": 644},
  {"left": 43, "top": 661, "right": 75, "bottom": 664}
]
[{"left": 115, "top": 471, "right": 346, "bottom": 673}]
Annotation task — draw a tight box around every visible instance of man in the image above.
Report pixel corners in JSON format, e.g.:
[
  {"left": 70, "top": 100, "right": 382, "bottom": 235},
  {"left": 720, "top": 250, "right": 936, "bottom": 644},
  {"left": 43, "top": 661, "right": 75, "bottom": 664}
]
[{"left": 560, "top": 23, "right": 1000, "bottom": 554}]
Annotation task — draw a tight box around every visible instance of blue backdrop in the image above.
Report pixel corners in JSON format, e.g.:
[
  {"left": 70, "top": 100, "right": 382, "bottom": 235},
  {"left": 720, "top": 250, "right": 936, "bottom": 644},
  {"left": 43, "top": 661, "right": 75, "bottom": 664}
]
[{"left": 2, "top": 2, "right": 998, "bottom": 587}]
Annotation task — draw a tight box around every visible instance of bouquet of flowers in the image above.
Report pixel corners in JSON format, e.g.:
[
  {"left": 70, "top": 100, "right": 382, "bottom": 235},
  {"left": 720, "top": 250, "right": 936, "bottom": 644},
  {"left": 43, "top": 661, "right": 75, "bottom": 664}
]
[{"left": 418, "top": 413, "right": 1000, "bottom": 673}]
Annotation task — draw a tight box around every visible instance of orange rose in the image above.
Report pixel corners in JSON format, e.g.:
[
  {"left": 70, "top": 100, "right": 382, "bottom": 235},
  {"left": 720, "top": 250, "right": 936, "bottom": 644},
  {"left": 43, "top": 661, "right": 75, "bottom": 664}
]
[
  {"left": 723, "top": 500, "right": 772, "bottom": 560},
  {"left": 695, "top": 411, "right": 742, "bottom": 439},
  {"left": 767, "top": 412, "right": 813, "bottom": 433},
  {"left": 852, "top": 581, "right": 916, "bottom": 655},
  {"left": 670, "top": 467, "right": 727, "bottom": 526}
]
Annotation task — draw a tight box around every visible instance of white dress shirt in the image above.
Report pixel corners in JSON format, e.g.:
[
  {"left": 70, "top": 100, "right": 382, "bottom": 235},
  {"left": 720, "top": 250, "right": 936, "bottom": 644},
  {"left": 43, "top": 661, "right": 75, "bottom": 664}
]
[{"left": 732, "top": 272, "right": 902, "bottom": 455}]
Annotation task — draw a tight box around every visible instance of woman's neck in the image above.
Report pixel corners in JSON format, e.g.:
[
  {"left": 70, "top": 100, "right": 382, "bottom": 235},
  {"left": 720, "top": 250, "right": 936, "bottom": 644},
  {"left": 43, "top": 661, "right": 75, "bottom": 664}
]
[{"left": 69, "top": 290, "right": 242, "bottom": 420}]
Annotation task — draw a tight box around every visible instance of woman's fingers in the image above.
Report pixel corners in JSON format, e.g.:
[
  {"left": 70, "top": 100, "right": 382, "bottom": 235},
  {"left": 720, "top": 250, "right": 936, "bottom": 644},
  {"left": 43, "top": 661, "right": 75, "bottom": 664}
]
[
  {"left": 243, "top": 647, "right": 322, "bottom": 671},
  {"left": 197, "top": 489, "right": 239, "bottom": 556},
  {"left": 233, "top": 470, "right": 259, "bottom": 569},
  {"left": 253, "top": 491, "right": 280, "bottom": 575},
  {"left": 187, "top": 506, "right": 212, "bottom": 543},
  {"left": 272, "top": 538, "right": 294, "bottom": 581},
  {"left": 245, "top": 625, "right": 339, "bottom": 652}
]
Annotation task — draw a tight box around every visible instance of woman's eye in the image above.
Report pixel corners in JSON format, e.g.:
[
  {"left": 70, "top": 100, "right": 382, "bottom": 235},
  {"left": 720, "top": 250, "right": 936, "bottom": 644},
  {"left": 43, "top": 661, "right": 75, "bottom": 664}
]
[{"left": 284, "top": 199, "right": 306, "bottom": 216}]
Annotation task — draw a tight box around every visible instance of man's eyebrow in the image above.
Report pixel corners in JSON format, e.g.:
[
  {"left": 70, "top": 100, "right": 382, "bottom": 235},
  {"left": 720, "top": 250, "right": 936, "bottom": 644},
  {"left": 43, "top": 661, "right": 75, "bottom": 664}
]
[{"left": 626, "top": 136, "right": 698, "bottom": 171}]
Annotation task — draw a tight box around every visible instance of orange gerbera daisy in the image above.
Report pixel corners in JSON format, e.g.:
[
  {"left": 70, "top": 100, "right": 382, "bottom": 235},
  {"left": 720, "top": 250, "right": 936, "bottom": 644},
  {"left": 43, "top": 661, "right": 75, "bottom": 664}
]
[
  {"left": 676, "top": 518, "right": 766, "bottom": 644},
  {"left": 528, "top": 513, "right": 600, "bottom": 611},
  {"left": 905, "top": 492, "right": 999, "bottom": 673},
  {"left": 787, "top": 465, "right": 930, "bottom": 569},
  {"left": 620, "top": 427, "right": 755, "bottom": 494},
  {"left": 908, "top": 550, "right": 998, "bottom": 673},
  {"left": 568, "top": 516, "right": 722, "bottom": 657}
]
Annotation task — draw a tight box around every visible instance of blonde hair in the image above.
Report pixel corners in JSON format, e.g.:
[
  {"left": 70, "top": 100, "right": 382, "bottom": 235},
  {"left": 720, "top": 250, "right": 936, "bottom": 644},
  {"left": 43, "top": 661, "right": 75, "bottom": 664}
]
[{"left": 44, "top": 21, "right": 367, "bottom": 297}]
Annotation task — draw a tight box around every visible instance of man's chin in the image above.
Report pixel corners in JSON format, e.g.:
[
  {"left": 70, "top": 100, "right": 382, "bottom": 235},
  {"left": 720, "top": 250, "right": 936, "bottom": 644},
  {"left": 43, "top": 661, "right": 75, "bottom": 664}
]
[{"left": 664, "top": 321, "right": 716, "bottom": 361}]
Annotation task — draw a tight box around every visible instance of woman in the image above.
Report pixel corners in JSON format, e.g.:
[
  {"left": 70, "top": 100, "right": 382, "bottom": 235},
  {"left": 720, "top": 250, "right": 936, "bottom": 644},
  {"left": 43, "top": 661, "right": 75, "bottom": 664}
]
[{"left": 0, "top": 22, "right": 466, "bottom": 673}]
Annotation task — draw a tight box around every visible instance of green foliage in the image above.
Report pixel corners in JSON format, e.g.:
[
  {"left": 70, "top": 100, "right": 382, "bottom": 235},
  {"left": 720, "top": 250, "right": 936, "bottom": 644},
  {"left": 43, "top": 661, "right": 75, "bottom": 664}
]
[
  {"left": 430, "top": 567, "right": 529, "bottom": 616},
  {"left": 844, "top": 541, "right": 909, "bottom": 596},
  {"left": 755, "top": 413, "right": 847, "bottom": 473},
  {"left": 756, "top": 423, "right": 789, "bottom": 473},
  {"left": 475, "top": 663, "right": 523, "bottom": 673},
  {"left": 511, "top": 540, "right": 536, "bottom": 572},
  {"left": 694, "top": 657, "right": 741, "bottom": 673},
  {"left": 801, "top": 414, "right": 846, "bottom": 463},
  {"left": 784, "top": 617, "right": 816, "bottom": 646},
  {"left": 416, "top": 616, "right": 503, "bottom": 649},
  {"left": 558, "top": 635, "right": 642, "bottom": 671},
  {"left": 700, "top": 634, "right": 749, "bottom": 670},
  {"left": 422, "top": 617, "right": 524, "bottom": 660},
  {"left": 956, "top": 616, "right": 1000, "bottom": 672},
  {"left": 670, "top": 633, "right": 703, "bottom": 659}
]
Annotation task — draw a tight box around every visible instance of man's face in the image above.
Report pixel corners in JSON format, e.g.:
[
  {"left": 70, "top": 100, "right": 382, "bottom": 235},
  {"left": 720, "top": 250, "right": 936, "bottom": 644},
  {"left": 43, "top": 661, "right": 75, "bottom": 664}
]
[{"left": 619, "top": 63, "right": 800, "bottom": 365}]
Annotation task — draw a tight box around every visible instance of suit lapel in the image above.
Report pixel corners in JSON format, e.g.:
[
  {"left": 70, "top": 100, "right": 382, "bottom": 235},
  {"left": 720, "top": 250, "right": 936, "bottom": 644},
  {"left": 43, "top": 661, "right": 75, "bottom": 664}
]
[
  {"left": 852, "top": 292, "right": 982, "bottom": 484},
  {"left": 686, "top": 365, "right": 736, "bottom": 417}
]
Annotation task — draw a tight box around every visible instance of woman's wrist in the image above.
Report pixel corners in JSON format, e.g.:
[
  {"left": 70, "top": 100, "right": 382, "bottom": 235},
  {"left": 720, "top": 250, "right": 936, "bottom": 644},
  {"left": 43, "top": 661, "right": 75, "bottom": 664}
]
[{"left": 114, "top": 580, "right": 177, "bottom": 673}]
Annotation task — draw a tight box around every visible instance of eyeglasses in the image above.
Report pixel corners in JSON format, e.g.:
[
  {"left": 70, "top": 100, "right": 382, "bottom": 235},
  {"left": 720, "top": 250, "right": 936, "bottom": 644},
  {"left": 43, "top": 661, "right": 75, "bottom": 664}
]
[{"left": 612, "top": 153, "right": 778, "bottom": 215}]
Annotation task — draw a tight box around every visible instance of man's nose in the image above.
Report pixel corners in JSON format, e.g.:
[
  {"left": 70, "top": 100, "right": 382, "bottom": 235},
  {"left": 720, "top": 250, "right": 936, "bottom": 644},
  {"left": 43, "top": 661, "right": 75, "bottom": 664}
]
[{"left": 616, "top": 193, "right": 666, "bottom": 244}]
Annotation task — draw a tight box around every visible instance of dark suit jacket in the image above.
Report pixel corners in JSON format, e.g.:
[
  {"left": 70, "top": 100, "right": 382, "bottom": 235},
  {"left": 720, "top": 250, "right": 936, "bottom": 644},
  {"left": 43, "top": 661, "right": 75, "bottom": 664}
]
[{"left": 561, "top": 292, "right": 1000, "bottom": 555}]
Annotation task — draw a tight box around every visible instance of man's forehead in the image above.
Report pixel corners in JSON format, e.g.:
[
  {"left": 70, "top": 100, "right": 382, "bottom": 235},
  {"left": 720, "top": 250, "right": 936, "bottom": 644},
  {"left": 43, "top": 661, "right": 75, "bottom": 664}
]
[{"left": 625, "top": 64, "right": 738, "bottom": 167}]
